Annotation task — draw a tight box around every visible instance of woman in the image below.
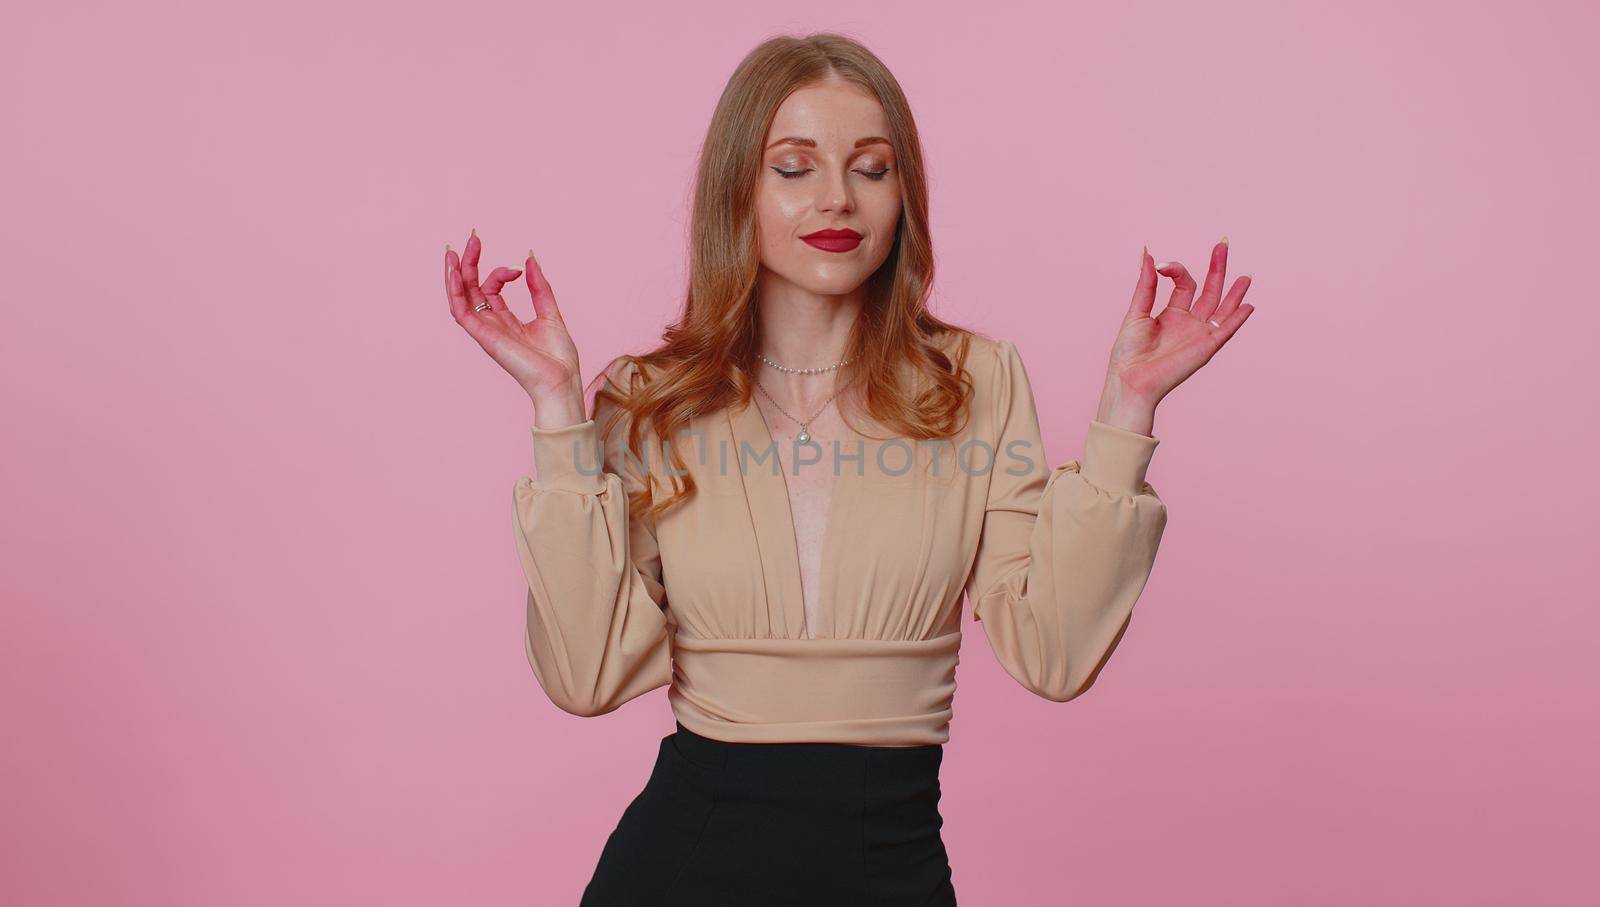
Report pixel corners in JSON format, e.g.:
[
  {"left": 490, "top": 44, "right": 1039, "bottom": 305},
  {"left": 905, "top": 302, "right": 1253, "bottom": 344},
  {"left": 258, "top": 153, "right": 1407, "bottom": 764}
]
[{"left": 446, "top": 32, "right": 1253, "bottom": 907}]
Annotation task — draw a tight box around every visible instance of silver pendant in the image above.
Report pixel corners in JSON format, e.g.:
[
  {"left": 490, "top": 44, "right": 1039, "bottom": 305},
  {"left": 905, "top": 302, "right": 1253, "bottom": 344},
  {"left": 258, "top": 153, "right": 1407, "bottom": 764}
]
[{"left": 797, "top": 427, "right": 810, "bottom": 444}]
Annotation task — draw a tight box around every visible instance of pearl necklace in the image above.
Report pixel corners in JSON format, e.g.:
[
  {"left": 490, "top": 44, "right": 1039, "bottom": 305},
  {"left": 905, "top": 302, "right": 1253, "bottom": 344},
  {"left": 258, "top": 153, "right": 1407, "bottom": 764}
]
[
  {"left": 757, "top": 352, "right": 854, "bottom": 375},
  {"left": 755, "top": 351, "right": 857, "bottom": 444}
]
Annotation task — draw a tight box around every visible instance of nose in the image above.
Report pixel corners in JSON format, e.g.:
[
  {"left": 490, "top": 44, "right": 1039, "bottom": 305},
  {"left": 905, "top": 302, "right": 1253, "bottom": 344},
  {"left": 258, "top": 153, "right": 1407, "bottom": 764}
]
[{"left": 814, "top": 165, "right": 853, "bottom": 215}]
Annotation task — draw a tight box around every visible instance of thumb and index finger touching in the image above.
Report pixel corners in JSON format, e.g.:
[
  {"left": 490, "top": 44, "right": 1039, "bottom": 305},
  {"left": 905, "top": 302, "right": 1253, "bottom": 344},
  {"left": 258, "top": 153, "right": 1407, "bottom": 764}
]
[{"left": 445, "top": 230, "right": 569, "bottom": 327}]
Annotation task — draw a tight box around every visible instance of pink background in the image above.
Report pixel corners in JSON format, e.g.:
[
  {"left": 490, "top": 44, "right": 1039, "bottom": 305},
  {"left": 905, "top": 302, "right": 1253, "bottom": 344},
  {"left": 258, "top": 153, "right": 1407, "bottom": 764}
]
[{"left": 4, "top": 1, "right": 1596, "bottom": 904}]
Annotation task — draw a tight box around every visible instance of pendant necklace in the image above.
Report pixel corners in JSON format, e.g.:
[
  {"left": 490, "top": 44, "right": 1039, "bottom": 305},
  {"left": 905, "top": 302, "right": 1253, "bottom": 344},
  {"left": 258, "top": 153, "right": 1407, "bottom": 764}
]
[
  {"left": 755, "top": 351, "right": 854, "bottom": 444},
  {"left": 754, "top": 376, "right": 852, "bottom": 445}
]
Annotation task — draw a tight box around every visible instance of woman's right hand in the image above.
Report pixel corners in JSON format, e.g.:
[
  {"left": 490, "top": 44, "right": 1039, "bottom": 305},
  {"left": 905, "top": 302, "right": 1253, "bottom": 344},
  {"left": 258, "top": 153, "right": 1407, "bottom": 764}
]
[{"left": 446, "top": 230, "right": 587, "bottom": 427}]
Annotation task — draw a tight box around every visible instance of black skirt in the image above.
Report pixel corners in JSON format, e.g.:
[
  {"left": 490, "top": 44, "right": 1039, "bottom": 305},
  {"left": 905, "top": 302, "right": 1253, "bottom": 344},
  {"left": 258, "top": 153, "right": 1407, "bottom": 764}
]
[{"left": 580, "top": 722, "right": 957, "bottom": 905}]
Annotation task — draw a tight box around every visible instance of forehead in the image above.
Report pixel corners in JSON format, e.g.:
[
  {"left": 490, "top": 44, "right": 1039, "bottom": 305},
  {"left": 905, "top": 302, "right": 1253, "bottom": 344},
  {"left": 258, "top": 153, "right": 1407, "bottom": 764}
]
[{"left": 765, "top": 79, "right": 889, "bottom": 146}]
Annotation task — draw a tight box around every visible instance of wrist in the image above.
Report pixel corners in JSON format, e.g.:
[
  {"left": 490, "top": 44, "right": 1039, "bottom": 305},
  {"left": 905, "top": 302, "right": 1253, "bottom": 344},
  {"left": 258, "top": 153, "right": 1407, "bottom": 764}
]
[
  {"left": 529, "top": 377, "right": 587, "bottom": 431},
  {"left": 1095, "top": 383, "right": 1158, "bottom": 437}
]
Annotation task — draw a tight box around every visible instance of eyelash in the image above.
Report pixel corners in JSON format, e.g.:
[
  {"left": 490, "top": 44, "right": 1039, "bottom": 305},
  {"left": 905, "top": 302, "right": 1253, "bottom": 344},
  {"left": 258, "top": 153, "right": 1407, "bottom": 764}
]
[{"left": 771, "top": 166, "right": 892, "bottom": 181}]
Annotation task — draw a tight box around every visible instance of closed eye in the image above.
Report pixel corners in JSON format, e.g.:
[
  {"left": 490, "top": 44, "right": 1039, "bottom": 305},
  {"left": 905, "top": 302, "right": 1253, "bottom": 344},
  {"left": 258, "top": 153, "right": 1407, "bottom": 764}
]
[{"left": 770, "top": 167, "right": 893, "bottom": 181}]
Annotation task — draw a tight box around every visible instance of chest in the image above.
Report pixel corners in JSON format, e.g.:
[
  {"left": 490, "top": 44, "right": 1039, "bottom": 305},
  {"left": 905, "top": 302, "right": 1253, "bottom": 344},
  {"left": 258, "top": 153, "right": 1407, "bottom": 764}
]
[
  {"left": 753, "top": 393, "right": 846, "bottom": 571},
  {"left": 647, "top": 396, "right": 990, "bottom": 641}
]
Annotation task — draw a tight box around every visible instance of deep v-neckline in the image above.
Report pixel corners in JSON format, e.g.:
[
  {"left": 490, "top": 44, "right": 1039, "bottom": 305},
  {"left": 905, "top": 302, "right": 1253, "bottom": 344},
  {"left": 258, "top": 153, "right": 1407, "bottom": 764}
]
[{"left": 728, "top": 391, "right": 860, "bottom": 640}]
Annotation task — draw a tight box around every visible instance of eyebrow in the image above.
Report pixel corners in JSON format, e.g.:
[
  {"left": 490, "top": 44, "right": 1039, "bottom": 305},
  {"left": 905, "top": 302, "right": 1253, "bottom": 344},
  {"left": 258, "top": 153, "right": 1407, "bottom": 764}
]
[{"left": 764, "top": 135, "right": 893, "bottom": 151}]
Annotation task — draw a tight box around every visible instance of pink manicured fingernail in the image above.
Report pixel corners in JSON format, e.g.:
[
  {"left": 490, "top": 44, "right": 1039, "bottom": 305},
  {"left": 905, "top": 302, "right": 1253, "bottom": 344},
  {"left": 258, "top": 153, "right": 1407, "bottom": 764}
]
[{"left": 1155, "top": 260, "right": 1173, "bottom": 270}]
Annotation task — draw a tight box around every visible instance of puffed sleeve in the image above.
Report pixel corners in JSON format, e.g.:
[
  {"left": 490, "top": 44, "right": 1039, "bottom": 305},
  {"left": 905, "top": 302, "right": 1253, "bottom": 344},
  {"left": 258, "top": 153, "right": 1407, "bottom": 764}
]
[
  {"left": 512, "top": 356, "right": 673, "bottom": 717},
  {"left": 964, "top": 339, "right": 1169, "bottom": 702}
]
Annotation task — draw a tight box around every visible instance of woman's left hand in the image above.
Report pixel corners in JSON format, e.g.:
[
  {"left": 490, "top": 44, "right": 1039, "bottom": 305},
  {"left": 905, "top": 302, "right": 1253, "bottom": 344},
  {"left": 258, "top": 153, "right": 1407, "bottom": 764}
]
[{"left": 1095, "top": 238, "right": 1256, "bottom": 434}]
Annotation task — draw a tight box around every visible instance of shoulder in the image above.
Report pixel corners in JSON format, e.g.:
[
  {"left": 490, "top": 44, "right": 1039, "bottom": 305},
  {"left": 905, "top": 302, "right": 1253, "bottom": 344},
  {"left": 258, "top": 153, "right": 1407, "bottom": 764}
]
[
  {"left": 587, "top": 354, "right": 663, "bottom": 447},
  {"left": 926, "top": 329, "right": 1020, "bottom": 399},
  {"left": 923, "top": 326, "right": 1013, "bottom": 378},
  {"left": 587, "top": 353, "right": 668, "bottom": 415},
  {"left": 592, "top": 353, "right": 652, "bottom": 393}
]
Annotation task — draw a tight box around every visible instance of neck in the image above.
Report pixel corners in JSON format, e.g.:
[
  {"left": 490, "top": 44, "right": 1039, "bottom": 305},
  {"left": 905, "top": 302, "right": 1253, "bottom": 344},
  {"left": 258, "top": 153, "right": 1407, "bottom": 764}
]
[
  {"left": 751, "top": 271, "right": 865, "bottom": 415},
  {"left": 753, "top": 269, "right": 863, "bottom": 370}
]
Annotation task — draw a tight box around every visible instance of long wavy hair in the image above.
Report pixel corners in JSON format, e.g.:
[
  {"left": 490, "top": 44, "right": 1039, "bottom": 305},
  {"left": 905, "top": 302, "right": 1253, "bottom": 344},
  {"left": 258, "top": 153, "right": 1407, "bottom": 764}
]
[{"left": 595, "top": 32, "right": 981, "bottom": 523}]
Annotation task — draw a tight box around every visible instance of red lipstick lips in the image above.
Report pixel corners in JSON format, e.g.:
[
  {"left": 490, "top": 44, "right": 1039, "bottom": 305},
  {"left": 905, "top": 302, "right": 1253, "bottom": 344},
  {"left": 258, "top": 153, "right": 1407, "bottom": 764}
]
[{"left": 800, "top": 228, "right": 862, "bottom": 253}]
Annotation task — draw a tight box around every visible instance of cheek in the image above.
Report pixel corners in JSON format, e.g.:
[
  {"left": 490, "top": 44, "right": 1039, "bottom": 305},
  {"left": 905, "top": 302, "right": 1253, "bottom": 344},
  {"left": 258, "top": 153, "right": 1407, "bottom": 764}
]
[
  {"left": 755, "top": 192, "right": 809, "bottom": 249},
  {"left": 868, "top": 190, "right": 903, "bottom": 250}
]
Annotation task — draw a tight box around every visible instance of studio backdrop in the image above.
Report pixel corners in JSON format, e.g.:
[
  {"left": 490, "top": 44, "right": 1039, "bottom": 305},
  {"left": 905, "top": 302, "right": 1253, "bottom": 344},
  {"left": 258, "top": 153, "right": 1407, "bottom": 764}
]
[{"left": 3, "top": 1, "right": 1595, "bottom": 905}]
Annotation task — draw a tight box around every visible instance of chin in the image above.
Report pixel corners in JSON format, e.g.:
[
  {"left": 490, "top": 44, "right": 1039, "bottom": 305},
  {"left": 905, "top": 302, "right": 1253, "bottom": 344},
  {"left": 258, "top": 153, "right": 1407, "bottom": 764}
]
[
  {"left": 805, "top": 275, "right": 871, "bottom": 296},
  {"left": 773, "top": 263, "right": 872, "bottom": 296}
]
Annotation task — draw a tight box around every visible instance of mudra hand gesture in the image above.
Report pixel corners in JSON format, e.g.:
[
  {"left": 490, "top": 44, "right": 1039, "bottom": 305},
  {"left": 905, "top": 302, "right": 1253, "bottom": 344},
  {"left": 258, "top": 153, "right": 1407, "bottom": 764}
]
[
  {"left": 1096, "top": 238, "right": 1256, "bottom": 435},
  {"left": 445, "top": 230, "right": 587, "bottom": 428}
]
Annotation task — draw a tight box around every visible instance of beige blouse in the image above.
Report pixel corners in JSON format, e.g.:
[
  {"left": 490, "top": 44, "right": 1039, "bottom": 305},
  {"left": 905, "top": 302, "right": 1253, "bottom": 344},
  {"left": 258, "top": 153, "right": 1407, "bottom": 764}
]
[{"left": 512, "top": 333, "right": 1169, "bottom": 747}]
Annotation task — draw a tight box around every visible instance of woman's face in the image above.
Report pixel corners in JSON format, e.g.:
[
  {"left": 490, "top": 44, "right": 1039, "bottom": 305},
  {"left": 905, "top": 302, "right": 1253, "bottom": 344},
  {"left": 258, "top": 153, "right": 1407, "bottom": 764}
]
[{"left": 754, "top": 76, "right": 902, "bottom": 297}]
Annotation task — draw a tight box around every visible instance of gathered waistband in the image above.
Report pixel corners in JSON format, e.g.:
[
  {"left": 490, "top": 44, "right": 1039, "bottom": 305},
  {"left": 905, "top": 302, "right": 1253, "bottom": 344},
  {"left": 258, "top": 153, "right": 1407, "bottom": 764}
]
[{"left": 667, "top": 631, "right": 962, "bottom": 747}]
